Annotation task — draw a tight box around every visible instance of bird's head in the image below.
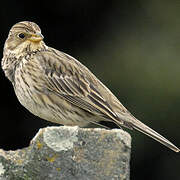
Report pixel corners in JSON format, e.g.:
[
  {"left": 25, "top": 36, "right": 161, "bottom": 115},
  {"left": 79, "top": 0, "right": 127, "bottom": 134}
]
[{"left": 3, "top": 21, "right": 46, "bottom": 57}]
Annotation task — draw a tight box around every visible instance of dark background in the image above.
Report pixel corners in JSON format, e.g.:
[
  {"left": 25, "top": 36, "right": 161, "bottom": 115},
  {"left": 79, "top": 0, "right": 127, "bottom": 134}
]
[{"left": 0, "top": 0, "right": 180, "bottom": 179}]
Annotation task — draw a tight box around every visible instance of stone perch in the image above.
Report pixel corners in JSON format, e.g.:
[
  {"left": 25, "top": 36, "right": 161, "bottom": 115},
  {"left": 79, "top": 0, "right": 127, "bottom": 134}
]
[{"left": 0, "top": 126, "right": 131, "bottom": 180}]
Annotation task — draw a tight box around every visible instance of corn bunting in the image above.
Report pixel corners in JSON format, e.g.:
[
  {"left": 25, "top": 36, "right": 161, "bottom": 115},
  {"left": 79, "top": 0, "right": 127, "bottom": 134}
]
[{"left": 1, "top": 21, "right": 179, "bottom": 152}]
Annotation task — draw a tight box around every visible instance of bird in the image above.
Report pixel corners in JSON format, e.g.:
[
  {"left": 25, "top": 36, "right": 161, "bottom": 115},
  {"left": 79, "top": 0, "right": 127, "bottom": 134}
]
[{"left": 1, "top": 21, "right": 179, "bottom": 152}]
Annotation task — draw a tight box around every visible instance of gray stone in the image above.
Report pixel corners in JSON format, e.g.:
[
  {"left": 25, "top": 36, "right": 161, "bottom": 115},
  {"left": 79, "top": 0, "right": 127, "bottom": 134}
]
[{"left": 0, "top": 126, "right": 131, "bottom": 180}]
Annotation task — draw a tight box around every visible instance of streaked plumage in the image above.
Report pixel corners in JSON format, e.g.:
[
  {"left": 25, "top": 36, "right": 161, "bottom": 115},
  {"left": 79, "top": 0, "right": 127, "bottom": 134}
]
[{"left": 1, "top": 21, "right": 179, "bottom": 152}]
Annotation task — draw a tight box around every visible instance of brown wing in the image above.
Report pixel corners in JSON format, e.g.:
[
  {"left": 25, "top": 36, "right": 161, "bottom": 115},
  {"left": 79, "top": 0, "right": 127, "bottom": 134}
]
[{"left": 35, "top": 48, "right": 127, "bottom": 123}]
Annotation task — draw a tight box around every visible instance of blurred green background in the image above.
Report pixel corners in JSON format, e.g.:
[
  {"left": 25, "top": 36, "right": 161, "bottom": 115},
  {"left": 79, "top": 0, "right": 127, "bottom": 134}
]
[{"left": 0, "top": 0, "right": 180, "bottom": 179}]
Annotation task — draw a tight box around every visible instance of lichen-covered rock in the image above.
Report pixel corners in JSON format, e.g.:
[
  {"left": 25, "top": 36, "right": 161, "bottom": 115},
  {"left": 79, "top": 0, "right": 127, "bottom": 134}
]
[{"left": 0, "top": 126, "right": 131, "bottom": 180}]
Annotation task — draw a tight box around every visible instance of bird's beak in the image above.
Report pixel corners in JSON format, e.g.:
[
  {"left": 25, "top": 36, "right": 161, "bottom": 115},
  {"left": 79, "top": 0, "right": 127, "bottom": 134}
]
[{"left": 28, "top": 32, "right": 44, "bottom": 42}]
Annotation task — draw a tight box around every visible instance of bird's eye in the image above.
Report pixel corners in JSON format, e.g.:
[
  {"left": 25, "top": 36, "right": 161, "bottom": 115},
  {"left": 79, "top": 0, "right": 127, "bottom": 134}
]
[{"left": 18, "top": 33, "right": 26, "bottom": 39}]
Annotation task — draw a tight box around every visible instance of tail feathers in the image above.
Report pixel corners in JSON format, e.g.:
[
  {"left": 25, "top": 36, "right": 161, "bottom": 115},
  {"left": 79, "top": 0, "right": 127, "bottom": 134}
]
[{"left": 123, "top": 117, "right": 180, "bottom": 152}]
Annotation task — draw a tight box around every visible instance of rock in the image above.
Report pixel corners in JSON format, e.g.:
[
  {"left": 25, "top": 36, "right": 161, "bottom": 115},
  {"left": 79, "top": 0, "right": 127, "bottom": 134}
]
[{"left": 0, "top": 126, "right": 131, "bottom": 180}]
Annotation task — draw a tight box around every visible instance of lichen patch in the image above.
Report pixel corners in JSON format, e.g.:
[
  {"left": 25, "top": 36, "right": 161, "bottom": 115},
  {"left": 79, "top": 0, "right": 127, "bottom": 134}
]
[
  {"left": 0, "top": 163, "right": 5, "bottom": 176},
  {"left": 43, "top": 126, "right": 78, "bottom": 152}
]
